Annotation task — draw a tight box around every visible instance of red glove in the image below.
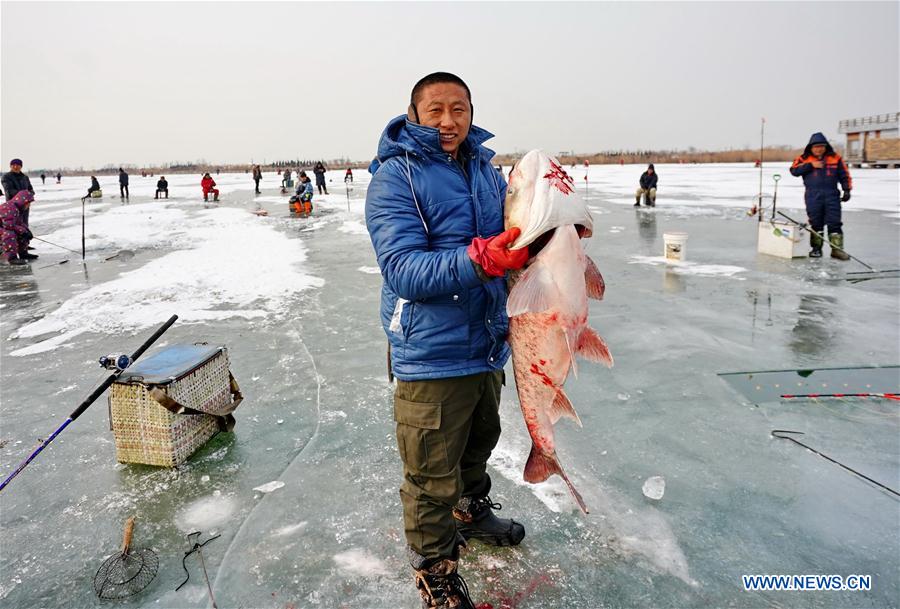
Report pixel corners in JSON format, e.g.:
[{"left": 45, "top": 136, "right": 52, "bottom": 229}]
[{"left": 467, "top": 227, "right": 528, "bottom": 277}]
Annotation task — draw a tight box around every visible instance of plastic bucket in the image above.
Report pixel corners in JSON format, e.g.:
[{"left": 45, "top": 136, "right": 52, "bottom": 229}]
[{"left": 663, "top": 232, "right": 688, "bottom": 262}]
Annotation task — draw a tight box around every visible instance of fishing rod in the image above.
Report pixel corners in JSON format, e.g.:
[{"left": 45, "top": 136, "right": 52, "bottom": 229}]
[
  {"left": 0, "top": 314, "right": 178, "bottom": 492},
  {"left": 781, "top": 392, "right": 899, "bottom": 401},
  {"left": 775, "top": 211, "right": 889, "bottom": 273},
  {"left": 771, "top": 430, "right": 899, "bottom": 497},
  {"left": 30, "top": 236, "right": 82, "bottom": 256}
]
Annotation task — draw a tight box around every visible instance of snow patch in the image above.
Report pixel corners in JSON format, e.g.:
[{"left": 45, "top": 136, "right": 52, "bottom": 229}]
[
  {"left": 629, "top": 255, "right": 746, "bottom": 277},
  {"left": 338, "top": 220, "right": 368, "bottom": 236},
  {"left": 271, "top": 522, "right": 308, "bottom": 537},
  {"left": 11, "top": 207, "right": 323, "bottom": 355},
  {"left": 357, "top": 266, "right": 380, "bottom": 274},
  {"left": 333, "top": 548, "right": 390, "bottom": 577},
  {"left": 176, "top": 495, "right": 238, "bottom": 532},
  {"left": 253, "top": 480, "right": 285, "bottom": 494}
]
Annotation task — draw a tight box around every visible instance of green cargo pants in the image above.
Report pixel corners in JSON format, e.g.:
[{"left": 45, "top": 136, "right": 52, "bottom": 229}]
[{"left": 394, "top": 370, "right": 503, "bottom": 561}]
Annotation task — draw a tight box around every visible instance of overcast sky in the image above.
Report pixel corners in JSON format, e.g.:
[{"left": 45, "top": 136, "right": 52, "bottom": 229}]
[{"left": 1, "top": 1, "right": 897, "bottom": 169}]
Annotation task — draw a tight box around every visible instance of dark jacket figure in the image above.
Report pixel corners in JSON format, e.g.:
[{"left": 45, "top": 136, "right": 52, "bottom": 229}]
[
  {"left": 790, "top": 132, "right": 852, "bottom": 258},
  {"left": 2, "top": 170, "right": 34, "bottom": 202},
  {"left": 201, "top": 174, "right": 219, "bottom": 201},
  {"left": 635, "top": 164, "right": 657, "bottom": 206},
  {"left": 40, "top": 173, "right": 46, "bottom": 184},
  {"left": 0, "top": 191, "right": 34, "bottom": 264},
  {"left": 314, "top": 162, "right": 328, "bottom": 194},
  {"left": 118, "top": 168, "right": 129, "bottom": 200},
  {"left": 252, "top": 165, "right": 262, "bottom": 194},
  {"left": 56, "top": 172, "right": 62, "bottom": 184},
  {"left": 155, "top": 177, "right": 169, "bottom": 199},
  {"left": 2, "top": 164, "right": 35, "bottom": 227},
  {"left": 87, "top": 176, "right": 101, "bottom": 197}
]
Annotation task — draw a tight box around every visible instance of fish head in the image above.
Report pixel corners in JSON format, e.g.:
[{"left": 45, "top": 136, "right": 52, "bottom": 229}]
[{"left": 504, "top": 150, "right": 593, "bottom": 252}]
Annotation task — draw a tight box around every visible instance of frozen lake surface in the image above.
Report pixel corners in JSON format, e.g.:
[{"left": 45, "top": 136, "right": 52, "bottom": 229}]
[{"left": 1, "top": 163, "right": 898, "bottom": 608}]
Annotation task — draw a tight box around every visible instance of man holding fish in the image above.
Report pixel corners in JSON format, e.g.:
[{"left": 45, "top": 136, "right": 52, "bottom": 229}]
[{"left": 366, "top": 72, "right": 610, "bottom": 608}]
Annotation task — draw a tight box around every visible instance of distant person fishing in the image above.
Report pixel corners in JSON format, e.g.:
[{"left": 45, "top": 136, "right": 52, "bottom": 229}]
[
  {"left": 86, "top": 176, "right": 101, "bottom": 198},
  {"left": 252, "top": 164, "right": 262, "bottom": 194},
  {"left": 2, "top": 159, "right": 36, "bottom": 252},
  {"left": 635, "top": 163, "right": 657, "bottom": 207},
  {"left": 314, "top": 161, "right": 328, "bottom": 195},
  {"left": 201, "top": 173, "right": 219, "bottom": 202},
  {"left": 790, "top": 132, "right": 852, "bottom": 259},
  {"left": 155, "top": 176, "right": 168, "bottom": 199},
  {"left": 118, "top": 167, "right": 129, "bottom": 201},
  {"left": 0, "top": 191, "right": 35, "bottom": 265}
]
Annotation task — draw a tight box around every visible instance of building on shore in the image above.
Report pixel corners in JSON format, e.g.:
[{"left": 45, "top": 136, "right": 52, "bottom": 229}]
[{"left": 838, "top": 112, "right": 899, "bottom": 168}]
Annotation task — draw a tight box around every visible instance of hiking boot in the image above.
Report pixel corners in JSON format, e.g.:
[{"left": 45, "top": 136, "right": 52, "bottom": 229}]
[
  {"left": 809, "top": 233, "right": 824, "bottom": 258},
  {"left": 633, "top": 201, "right": 640, "bottom": 207},
  {"left": 453, "top": 495, "right": 525, "bottom": 547},
  {"left": 20, "top": 252, "right": 38, "bottom": 260},
  {"left": 413, "top": 558, "right": 477, "bottom": 609},
  {"left": 829, "top": 233, "right": 850, "bottom": 261},
  {"left": 8, "top": 258, "right": 28, "bottom": 266}
]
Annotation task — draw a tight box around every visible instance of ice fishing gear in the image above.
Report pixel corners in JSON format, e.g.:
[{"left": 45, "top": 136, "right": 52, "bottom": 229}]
[
  {"left": 29, "top": 235, "right": 82, "bottom": 256},
  {"left": 771, "top": 430, "right": 900, "bottom": 497},
  {"left": 104, "top": 249, "right": 134, "bottom": 262},
  {"left": 781, "top": 392, "right": 899, "bottom": 401},
  {"left": 99, "top": 354, "right": 133, "bottom": 371},
  {"left": 719, "top": 365, "right": 899, "bottom": 405},
  {"left": 776, "top": 211, "right": 888, "bottom": 273},
  {"left": 769, "top": 173, "right": 780, "bottom": 220},
  {"left": 37, "top": 259, "right": 69, "bottom": 269},
  {"left": 93, "top": 517, "right": 159, "bottom": 600},
  {"left": 0, "top": 314, "right": 178, "bottom": 492},
  {"left": 176, "top": 531, "right": 220, "bottom": 608}
]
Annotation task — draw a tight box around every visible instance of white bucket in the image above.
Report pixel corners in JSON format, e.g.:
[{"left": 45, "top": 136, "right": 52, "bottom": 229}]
[{"left": 663, "top": 232, "right": 688, "bottom": 262}]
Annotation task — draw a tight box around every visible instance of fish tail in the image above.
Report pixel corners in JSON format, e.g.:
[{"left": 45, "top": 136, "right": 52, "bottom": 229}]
[{"left": 524, "top": 444, "right": 589, "bottom": 514}]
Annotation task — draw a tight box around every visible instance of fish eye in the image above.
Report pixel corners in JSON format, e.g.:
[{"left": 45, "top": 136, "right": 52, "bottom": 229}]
[{"left": 507, "top": 188, "right": 516, "bottom": 196}]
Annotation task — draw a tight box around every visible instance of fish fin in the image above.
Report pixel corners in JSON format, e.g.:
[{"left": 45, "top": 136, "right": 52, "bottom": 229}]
[
  {"left": 584, "top": 256, "right": 605, "bottom": 301},
  {"left": 524, "top": 445, "right": 589, "bottom": 514},
  {"left": 563, "top": 328, "right": 579, "bottom": 379},
  {"left": 576, "top": 326, "right": 614, "bottom": 367},
  {"left": 507, "top": 263, "right": 556, "bottom": 317},
  {"left": 549, "top": 389, "right": 582, "bottom": 427}
]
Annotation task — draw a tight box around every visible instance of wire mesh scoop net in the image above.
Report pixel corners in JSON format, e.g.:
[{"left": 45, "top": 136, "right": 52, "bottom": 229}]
[{"left": 94, "top": 516, "right": 159, "bottom": 599}]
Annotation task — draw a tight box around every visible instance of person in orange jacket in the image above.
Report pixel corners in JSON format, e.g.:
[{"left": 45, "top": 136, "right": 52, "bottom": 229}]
[
  {"left": 201, "top": 172, "right": 219, "bottom": 202},
  {"left": 789, "top": 132, "right": 852, "bottom": 259}
]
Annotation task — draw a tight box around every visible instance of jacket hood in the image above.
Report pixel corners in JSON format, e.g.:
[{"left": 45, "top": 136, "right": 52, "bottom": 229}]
[
  {"left": 803, "top": 132, "right": 835, "bottom": 157},
  {"left": 373, "top": 115, "right": 496, "bottom": 170},
  {"left": 647, "top": 163, "right": 655, "bottom": 171}
]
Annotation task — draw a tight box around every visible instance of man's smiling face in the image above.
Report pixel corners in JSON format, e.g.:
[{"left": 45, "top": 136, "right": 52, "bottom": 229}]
[{"left": 413, "top": 83, "right": 471, "bottom": 159}]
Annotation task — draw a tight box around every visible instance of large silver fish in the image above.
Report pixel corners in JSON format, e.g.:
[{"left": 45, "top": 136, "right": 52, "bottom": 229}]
[{"left": 504, "top": 150, "right": 612, "bottom": 513}]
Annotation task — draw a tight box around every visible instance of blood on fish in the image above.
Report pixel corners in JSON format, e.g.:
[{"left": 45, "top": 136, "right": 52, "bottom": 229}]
[
  {"left": 529, "top": 361, "right": 555, "bottom": 387},
  {"left": 543, "top": 160, "right": 575, "bottom": 195}
]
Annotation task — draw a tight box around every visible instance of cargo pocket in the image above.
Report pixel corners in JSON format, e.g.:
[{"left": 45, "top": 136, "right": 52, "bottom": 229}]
[{"left": 394, "top": 396, "right": 449, "bottom": 476}]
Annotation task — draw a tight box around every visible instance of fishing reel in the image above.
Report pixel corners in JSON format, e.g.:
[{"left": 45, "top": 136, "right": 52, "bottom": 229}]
[{"left": 99, "top": 354, "right": 132, "bottom": 371}]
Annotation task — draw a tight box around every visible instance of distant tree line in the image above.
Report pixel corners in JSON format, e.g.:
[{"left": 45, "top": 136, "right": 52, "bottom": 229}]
[
  {"left": 496, "top": 145, "right": 812, "bottom": 167},
  {"left": 35, "top": 145, "right": 828, "bottom": 176}
]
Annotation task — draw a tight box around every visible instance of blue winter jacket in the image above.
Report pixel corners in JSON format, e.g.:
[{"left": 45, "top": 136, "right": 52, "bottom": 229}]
[
  {"left": 789, "top": 132, "right": 852, "bottom": 204},
  {"left": 365, "top": 115, "right": 510, "bottom": 381}
]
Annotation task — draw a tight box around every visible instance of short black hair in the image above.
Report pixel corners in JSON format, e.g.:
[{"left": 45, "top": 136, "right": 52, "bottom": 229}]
[{"left": 410, "top": 72, "right": 471, "bottom": 108}]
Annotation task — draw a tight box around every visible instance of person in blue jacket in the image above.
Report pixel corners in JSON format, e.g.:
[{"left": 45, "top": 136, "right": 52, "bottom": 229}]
[
  {"left": 366, "top": 72, "right": 527, "bottom": 609},
  {"left": 790, "top": 132, "right": 852, "bottom": 259}
]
